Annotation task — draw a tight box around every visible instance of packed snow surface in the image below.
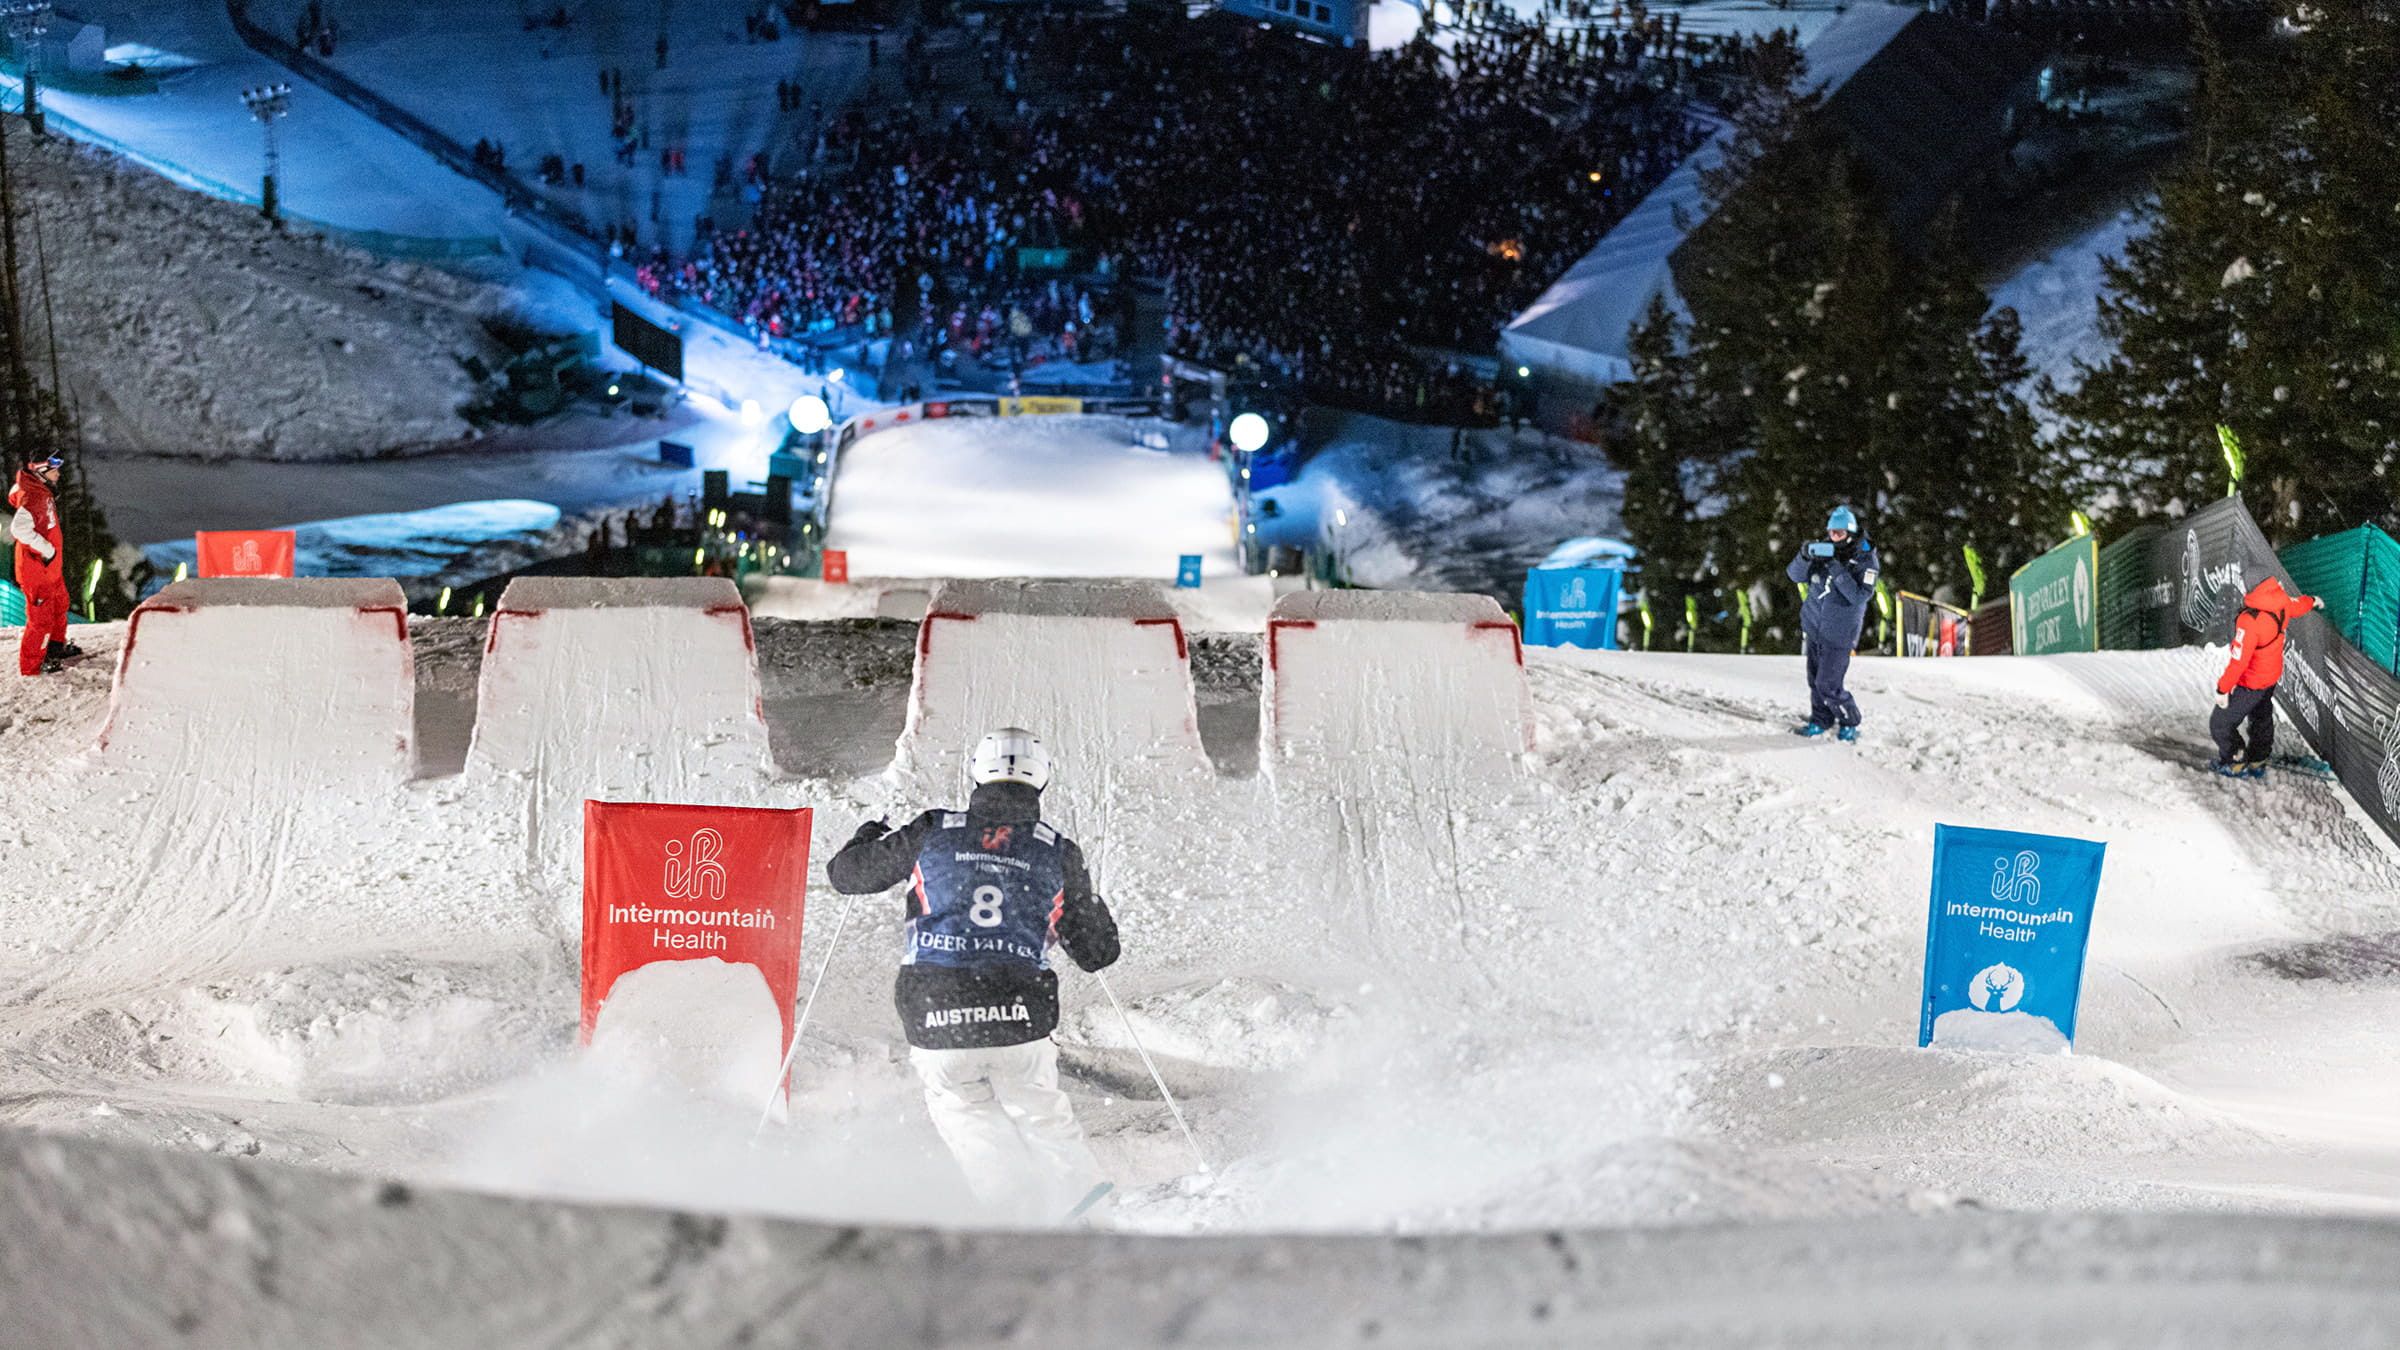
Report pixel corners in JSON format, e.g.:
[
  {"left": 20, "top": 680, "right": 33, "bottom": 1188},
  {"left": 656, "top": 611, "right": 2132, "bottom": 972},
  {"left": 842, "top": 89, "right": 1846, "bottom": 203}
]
[
  {"left": 1263, "top": 588, "right": 1534, "bottom": 782},
  {"left": 8, "top": 607, "right": 2400, "bottom": 1339},
  {"left": 896, "top": 580, "right": 1211, "bottom": 815},
  {"left": 824, "top": 415, "right": 1240, "bottom": 581}
]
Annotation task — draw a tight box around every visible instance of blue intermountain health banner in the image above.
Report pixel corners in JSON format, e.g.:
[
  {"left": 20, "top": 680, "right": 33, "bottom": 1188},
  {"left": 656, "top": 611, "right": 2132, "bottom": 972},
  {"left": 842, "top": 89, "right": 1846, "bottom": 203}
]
[
  {"left": 1176, "top": 555, "right": 1203, "bottom": 588},
  {"left": 1919, "top": 825, "right": 2105, "bottom": 1052},
  {"left": 1522, "top": 566, "right": 1622, "bottom": 650}
]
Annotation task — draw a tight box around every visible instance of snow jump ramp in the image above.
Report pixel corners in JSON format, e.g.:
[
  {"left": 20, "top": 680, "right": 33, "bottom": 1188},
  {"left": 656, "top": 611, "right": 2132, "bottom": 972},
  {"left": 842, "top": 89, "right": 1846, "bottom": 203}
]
[
  {"left": 1262, "top": 590, "right": 1533, "bottom": 783},
  {"left": 96, "top": 578, "right": 415, "bottom": 788},
  {"left": 467, "top": 577, "right": 773, "bottom": 794},
  {"left": 894, "top": 579, "right": 1209, "bottom": 815}
]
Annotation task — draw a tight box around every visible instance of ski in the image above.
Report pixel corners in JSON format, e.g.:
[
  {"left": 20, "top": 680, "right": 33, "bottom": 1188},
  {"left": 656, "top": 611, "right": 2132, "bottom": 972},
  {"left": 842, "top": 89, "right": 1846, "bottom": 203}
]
[{"left": 1064, "top": 1181, "right": 1114, "bottom": 1223}]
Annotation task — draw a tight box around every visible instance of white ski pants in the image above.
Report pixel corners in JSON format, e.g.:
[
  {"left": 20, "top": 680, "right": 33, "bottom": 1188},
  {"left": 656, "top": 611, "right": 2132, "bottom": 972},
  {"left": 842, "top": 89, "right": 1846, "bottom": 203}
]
[{"left": 910, "top": 1038, "right": 1107, "bottom": 1223}]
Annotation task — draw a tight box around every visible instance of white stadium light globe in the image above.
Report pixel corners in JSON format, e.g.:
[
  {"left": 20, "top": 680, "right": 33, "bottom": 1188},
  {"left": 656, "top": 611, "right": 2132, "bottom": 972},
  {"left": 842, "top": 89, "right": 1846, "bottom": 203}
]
[
  {"left": 1229, "top": 412, "right": 1271, "bottom": 453},
  {"left": 790, "top": 394, "right": 832, "bottom": 433}
]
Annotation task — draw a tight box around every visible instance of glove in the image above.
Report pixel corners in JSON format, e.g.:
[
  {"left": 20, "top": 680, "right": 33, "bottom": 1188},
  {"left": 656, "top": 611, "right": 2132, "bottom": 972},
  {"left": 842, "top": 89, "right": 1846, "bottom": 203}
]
[
  {"left": 2214, "top": 689, "right": 2230, "bottom": 708},
  {"left": 850, "top": 818, "right": 891, "bottom": 843},
  {"left": 1806, "top": 541, "right": 1835, "bottom": 558}
]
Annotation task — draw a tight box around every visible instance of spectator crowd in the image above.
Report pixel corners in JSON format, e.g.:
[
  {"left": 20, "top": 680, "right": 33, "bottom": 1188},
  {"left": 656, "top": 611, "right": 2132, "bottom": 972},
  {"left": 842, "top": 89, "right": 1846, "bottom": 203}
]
[{"left": 660, "top": 7, "right": 1767, "bottom": 421}]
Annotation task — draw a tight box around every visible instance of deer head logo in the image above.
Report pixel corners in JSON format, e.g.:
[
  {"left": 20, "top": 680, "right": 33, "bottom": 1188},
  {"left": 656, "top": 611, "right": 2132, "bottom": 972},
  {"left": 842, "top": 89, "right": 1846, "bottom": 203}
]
[
  {"left": 663, "top": 828, "right": 726, "bottom": 901},
  {"left": 1968, "top": 962, "right": 2026, "bottom": 1012}
]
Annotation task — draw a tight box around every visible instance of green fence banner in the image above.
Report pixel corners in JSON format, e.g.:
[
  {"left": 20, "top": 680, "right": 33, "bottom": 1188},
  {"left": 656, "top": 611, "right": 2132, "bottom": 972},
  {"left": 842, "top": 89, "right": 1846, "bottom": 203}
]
[
  {"left": 2010, "top": 535, "right": 2099, "bottom": 655},
  {"left": 2279, "top": 524, "right": 2400, "bottom": 675}
]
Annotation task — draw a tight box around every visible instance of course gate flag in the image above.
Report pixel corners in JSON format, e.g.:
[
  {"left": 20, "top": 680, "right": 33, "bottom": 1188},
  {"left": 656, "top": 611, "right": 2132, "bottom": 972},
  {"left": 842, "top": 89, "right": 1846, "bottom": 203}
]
[
  {"left": 820, "top": 549, "right": 849, "bottom": 584},
  {"left": 1920, "top": 825, "right": 2104, "bottom": 1052},
  {"left": 195, "top": 530, "right": 297, "bottom": 578},
  {"left": 582, "top": 801, "right": 813, "bottom": 1079},
  {"left": 1177, "top": 554, "right": 1203, "bottom": 588}
]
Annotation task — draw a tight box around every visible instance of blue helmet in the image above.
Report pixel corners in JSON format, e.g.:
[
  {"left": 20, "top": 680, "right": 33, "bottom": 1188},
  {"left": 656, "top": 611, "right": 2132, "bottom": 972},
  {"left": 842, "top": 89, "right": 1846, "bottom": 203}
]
[{"left": 1826, "top": 505, "right": 1859, "bottom": 533}]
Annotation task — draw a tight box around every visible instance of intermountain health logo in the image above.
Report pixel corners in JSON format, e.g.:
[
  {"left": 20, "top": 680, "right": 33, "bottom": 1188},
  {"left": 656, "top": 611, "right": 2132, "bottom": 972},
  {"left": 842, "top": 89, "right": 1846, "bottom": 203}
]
[
  {"left": 1969, "top": 962, "right": 2026, "bottom": 1012},
  {"left": 663, "top": 828, "right": 727, "bottom": 900},
  {"left": 2378, "top": 707, "right": 2400, "bottom": 815},
  {"left": 233, "top": 539, "right": 265, "bottom": 574},
  {"left": 1564, "top": 575, "right": 1588, "bottom": 610},
  {"left": 2072, "top": 556, "right": 2092, "bottom": 630},
  {"left": 2178, "top": 529, "right": 2245, "bottom": 637},
  {"left": 1990, "top": 849, "right": 2041, "bottom": 906}
]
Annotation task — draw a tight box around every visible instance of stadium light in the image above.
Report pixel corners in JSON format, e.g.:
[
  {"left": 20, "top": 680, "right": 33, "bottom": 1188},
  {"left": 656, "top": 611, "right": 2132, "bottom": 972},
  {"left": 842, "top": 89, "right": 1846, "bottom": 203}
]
[
  {"left": 1228, "top": 412, "right": 1271, "bottom": 454},
  {"left": 789, "top": 394, "right": 832, "bottom": 434},
  {"left": 3, "top": 3, "right": 52, "bottom": 135},
  {"left": 239, "top": 82, "right": 294, "bottom": 224}
]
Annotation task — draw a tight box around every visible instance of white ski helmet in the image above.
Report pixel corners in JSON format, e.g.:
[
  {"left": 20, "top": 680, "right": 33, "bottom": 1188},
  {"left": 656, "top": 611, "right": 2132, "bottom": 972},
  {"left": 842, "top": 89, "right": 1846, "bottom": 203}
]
[{"left": 969, "top": 726, "right": 1050, "bottom": 791}]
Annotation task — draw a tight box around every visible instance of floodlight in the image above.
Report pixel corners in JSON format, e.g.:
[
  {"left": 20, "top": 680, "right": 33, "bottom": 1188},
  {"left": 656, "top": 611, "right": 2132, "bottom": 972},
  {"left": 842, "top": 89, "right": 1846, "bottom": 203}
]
[
  {"left": 790, "top": 394, "right": 832, "bottom": 433},
  {"left": 1228, "top": 412, "right": 1271, "bottom": 453}
]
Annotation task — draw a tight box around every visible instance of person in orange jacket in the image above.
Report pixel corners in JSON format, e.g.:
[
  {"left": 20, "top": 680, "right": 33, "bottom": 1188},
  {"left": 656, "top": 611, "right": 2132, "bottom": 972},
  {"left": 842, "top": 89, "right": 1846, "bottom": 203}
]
[
  {"left": 2211, "top": 576, "right": 2319, "bottom": 777},
  {"left": 9, "top": 451, "right": 78, "bottom": 677}
]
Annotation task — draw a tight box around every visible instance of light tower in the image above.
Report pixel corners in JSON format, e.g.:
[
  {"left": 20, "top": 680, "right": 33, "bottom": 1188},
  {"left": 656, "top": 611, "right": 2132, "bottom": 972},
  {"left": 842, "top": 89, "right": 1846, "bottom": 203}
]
[
  {"left": 240, "top": 83, "right": 293, "bottom": 226},
  {"left": 1, "top": 3, "right": 52, "bottom": 136}
]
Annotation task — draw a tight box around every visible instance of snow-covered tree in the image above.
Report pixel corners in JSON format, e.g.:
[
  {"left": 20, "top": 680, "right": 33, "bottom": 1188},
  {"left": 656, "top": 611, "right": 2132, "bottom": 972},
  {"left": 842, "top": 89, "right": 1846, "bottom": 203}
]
[{"left": 2049, "top": 0, "right": 2400, "bottom": 543}]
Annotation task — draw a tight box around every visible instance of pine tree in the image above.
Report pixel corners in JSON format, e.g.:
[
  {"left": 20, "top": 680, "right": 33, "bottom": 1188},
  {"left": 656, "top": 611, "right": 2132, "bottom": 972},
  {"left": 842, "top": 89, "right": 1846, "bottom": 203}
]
[
  {"left": 2049, "top": 0, "right": 2400, "bottom": 543},
  {"left": 1600, "top": 33, "right": 2060, "bottom": 642},
  {"left": 0, "top": 110, "right": 129, "bottom": 617},
  {"left": 1605, "top": 293, "right": 1730, "bottom": 644},
  {"left": 1874, "top": 207, "right": 2065, "bottom": 595}
]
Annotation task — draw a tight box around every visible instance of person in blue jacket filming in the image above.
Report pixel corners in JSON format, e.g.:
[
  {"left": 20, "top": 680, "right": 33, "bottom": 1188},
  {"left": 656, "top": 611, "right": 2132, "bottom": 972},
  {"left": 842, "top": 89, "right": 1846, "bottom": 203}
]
[{"left": 1785, "top": 505, "right": 1880, "bottom": 741}]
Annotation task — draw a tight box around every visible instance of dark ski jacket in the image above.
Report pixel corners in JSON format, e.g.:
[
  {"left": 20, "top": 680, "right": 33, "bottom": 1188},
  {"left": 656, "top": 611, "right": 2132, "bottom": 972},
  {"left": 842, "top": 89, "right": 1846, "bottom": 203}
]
[
  {"left": 1787, "top": 536, "right": 1881, "bottom": 647},
  {"left": 827, "top": 780, "right": 1120, "bottom": 1050}
]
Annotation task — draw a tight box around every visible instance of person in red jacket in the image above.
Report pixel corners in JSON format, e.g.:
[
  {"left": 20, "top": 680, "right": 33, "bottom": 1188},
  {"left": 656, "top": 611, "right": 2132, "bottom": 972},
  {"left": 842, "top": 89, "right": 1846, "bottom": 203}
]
[
  {"left": 2212, "top": 576, "right": 2319, "bottom": 776},
  {"left": 9, "top": 451, "right": 78, "bottom": 676}
]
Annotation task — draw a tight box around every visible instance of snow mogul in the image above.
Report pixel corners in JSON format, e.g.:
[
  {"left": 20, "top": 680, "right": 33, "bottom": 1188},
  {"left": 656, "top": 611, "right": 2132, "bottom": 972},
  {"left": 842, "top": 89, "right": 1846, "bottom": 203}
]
[
  {"left": 2210, "top": 576, "right": 2318, "bottom": 777},
  {"left": 826, "top": 726, "right": 1120, "bottom": 1223},
  {"left": 1785, "top": 505, "right": 1880, "bottom": 741}
]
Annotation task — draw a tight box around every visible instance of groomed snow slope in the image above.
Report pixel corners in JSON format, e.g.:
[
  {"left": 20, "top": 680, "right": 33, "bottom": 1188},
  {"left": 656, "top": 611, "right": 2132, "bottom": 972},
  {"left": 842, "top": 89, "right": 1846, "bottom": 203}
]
[
  {"left": 5, "top": 618, "right": 2400, "bottom": 1342},
  {"left": 16, "top": 126, "right": 511, "bottom": 460},
  {"left": 823, "top": 415, "right": 1241, "bottom": 581}
]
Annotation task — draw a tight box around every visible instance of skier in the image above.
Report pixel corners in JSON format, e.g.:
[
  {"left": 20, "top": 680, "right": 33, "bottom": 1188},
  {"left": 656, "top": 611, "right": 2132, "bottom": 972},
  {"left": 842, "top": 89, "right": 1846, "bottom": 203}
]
[
  {"left": 10, "top": 452, "right": 78, "bottom": 676},
  {"left": 2211, "top": 576, "right": 2319, "bottom": 776},
  {"left": 1784, "top": 504, "right": 1879, "bottom": 741},
  {"left": 826, "top": 727, "right": 1120, "bottom": 1223}
]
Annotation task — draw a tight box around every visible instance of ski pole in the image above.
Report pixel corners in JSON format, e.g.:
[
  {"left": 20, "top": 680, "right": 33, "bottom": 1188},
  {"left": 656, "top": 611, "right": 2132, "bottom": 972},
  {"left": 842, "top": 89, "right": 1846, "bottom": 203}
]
[
  {"left": 1094, "top": 966, "right": 1209, "bottom": 1176},
  {"left": 754, "top": 889, "right": 860, "bottom": 1137}
]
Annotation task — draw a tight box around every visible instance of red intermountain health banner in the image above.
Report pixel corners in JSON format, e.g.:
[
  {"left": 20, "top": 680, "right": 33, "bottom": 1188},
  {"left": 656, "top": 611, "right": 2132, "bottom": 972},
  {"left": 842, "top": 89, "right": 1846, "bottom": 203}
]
[
  {"left": 580, "top": 800, "right": 813, "bottom": 1066},
  {"left": 195, "top": 530, "right": 297, "bottom": 578}
]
